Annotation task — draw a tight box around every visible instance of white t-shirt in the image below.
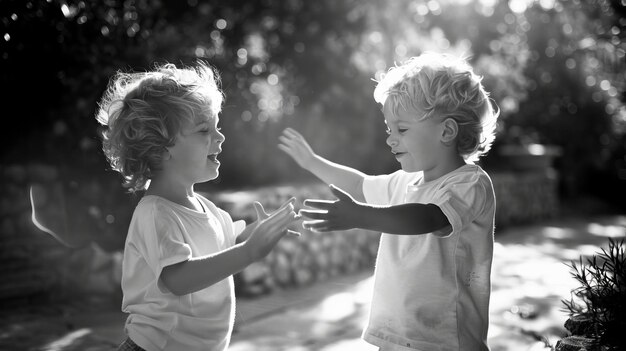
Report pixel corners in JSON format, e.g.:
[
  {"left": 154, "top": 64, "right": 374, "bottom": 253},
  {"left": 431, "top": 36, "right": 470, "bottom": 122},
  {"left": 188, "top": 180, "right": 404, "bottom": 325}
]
[
  {"left": 361, "top": 164, "right": 495, "bottom": 351},
  {"left": 120, "top": 194, "right": 243, "bottom": 351}
]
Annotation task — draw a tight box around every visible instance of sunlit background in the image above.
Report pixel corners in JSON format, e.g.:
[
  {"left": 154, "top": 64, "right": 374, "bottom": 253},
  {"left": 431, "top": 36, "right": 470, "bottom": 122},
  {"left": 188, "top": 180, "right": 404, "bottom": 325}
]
[{"left": 1, "top": 0, "right": 625, "bottom": 350}]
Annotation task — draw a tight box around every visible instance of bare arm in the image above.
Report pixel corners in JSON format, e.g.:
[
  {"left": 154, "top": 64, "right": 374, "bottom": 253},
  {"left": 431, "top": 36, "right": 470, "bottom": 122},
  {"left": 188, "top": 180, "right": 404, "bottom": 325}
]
[
  {"left": 278, "top": 128, "right": 367, "bottom": 202},
  {"left": 160, "top": 199, "right": 298, "bottom": 296},
  {"left": 300, "top": 185, "right": 451, "bottom": 235}
]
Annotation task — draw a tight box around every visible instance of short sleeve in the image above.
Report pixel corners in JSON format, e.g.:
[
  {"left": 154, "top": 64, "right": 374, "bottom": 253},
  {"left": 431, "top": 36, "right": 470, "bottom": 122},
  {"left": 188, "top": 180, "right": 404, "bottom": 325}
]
[
  {"left": 363, "top": 170, "right": 415, "bottom": 206},
  {"left": 233, "top": 220, "right": 246, "bottom": 237},
  {"left": 432, "top": 172, "right": 489, "bottom": 238},
  {"left": 130, "top": 203, "right": 193, "bottom": 294},
  {"left": 150, "top": 214, "right": 193, "bottom": 288}
]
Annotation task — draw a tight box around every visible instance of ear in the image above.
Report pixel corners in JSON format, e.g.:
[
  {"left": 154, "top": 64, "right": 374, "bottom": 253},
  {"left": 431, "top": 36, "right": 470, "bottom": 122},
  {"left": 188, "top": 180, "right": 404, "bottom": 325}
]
[
  {"left": 441, "top": 118, "right": 458, "bottom": 145},
  {"left": 162, "top": 148, "right": 172, "bottom": 161}
]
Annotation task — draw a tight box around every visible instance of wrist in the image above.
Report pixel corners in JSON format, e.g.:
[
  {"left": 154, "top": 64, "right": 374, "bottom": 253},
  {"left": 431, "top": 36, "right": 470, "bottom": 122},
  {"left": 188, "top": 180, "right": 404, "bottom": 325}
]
[
  {"left": 305, "top": 153, "right": 323, "bottom": 171},
  {"left": 353, "top": 202, "right": 374, "bottom": 230},
  {"left": 237, "top": 241, "right": 260, "bottom": 265}
]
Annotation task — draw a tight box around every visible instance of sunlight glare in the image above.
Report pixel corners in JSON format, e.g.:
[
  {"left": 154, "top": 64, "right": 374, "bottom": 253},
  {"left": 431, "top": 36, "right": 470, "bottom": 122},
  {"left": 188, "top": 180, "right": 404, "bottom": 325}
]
[
  {"left": 41, "top": 328, "right": 92, "bottom": 350},
  {"left": 508, "top": 0, "right": 531, "bottom": 13},
  {"left": 586, "top": 223, "right": 626, "bottom": 238},
  {"left": 538, "top": 0, "right": 556, "bottom": 10},
  {"left": 316, "top": 292, "right": 356, "bottom": 322},
  {"left": 320, "top": 338, "right": 379, "bottom": 351},
  {"left": 542, "top": 226, "right": 573, "bottom": 240},
  {"left": 29, "top": 186, "right": 71, "bottom": 247}
]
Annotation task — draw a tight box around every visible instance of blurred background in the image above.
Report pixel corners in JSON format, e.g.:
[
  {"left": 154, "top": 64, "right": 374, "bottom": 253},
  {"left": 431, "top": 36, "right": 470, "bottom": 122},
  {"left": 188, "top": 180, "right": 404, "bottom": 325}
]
[{"left": 0, "top": 0, "right": 625, "bottom": 350}]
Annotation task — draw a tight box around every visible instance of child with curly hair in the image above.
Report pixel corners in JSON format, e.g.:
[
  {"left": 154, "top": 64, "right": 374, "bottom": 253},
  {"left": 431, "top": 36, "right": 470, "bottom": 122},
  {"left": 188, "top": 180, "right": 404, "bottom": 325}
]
[
  {"left": 280, "top": 52, "right": 499, "bottom": 351},
  {"left": 96, "top": 61, "right": 299, "bottom": 351}
]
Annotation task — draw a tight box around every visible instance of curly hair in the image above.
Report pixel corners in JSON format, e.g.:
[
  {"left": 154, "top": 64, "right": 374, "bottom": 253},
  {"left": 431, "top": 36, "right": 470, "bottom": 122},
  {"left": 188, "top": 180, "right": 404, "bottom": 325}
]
[
  {"left": 95, "top": 61, "right": 223, "bottom": 192},
  {"left": 374, "top": 52, "right": 499, "bottom": 162}
]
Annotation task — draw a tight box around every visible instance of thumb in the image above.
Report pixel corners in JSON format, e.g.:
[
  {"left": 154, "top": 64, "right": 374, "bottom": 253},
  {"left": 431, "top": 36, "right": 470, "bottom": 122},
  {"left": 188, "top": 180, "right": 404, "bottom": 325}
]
[
  {"left": 329, "top": 184, "right": 351, "bottom": 201},
  {"left": 253, "top": 201, "right": 267, "bottom": 220}
]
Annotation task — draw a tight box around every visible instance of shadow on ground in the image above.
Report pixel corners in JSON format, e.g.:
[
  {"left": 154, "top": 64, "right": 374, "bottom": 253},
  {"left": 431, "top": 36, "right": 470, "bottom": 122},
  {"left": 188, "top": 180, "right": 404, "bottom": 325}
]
[{"left": 1, "top": 212, "right": 624, "bottom": 351}]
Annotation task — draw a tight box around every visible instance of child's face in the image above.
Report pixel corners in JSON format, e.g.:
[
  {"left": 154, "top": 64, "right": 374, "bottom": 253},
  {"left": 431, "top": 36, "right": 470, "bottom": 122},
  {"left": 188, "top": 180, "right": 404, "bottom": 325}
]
[
  {"left": 165, "top": 111, "right": 225, "bottom": 185},
  {"left": 383, "top": 101, "right": 445, "bottom": 175}
]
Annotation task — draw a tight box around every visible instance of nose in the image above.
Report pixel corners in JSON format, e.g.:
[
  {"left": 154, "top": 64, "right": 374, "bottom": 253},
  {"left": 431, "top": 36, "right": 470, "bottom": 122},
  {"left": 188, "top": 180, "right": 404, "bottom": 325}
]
[
  {"left": 386, "top": 134, "right": 398, "bottom": 148},
  {"left": 214, "top": 130, "right": 225, "bottom": 144}
]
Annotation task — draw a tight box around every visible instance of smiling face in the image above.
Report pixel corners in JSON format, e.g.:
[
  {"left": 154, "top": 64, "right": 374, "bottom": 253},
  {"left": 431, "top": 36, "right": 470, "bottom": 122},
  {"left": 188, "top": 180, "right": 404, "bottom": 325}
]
[
  {"left": 165, "top": 109, "right": 225, "bottom": 185},
  {"left": 383, "top": 100, "right": 447, "bottom": 177}
]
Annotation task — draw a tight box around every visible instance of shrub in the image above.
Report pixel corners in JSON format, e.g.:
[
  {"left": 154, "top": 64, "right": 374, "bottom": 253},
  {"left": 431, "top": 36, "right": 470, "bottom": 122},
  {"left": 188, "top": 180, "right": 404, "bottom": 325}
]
[{"left": 561, "top": 238, "right": 626, "bottom": 350}]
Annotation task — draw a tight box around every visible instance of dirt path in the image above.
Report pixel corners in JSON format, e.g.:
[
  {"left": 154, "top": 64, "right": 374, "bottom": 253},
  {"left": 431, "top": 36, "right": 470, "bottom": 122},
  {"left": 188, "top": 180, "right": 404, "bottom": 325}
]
[{"left": 1, "top": 214, "right": 624, "bottom": 351}]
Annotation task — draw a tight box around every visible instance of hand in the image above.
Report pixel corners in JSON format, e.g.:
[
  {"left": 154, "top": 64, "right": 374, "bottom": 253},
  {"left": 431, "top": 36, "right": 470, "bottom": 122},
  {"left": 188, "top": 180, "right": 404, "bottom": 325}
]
[
  {"left": 239, "top": 198, "right": 301, "bottom": 242},
  {"left": 243, "top": 197, "right": 300, "bottom": 260},
  {"left": 278, "top": 128, "right": 316, "bottom": 170},
  {"left": 299, "top": 184, "right": 364, "bottom": 232}
]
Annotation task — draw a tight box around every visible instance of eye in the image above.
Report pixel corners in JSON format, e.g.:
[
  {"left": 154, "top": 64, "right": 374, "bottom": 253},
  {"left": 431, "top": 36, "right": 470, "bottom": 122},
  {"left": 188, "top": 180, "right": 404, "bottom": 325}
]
[{"left": 398, "top": 128, "right": 408, "bottom": 134}]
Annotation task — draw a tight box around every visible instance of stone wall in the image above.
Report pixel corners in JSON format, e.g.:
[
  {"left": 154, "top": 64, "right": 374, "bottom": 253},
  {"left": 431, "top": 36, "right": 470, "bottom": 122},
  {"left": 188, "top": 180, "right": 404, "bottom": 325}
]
[{"left": 0, "top": 163, "right": 559, "bottom": 302}]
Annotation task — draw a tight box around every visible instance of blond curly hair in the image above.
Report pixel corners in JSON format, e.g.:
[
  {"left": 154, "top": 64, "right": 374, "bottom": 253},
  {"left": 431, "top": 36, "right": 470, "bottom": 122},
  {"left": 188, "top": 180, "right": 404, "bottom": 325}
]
[
  {"left": 95, "top": 62, "right": 223, "bottom": 192},
  {"left": 374, "top": 52, "right": 499, "bottom": 162}
]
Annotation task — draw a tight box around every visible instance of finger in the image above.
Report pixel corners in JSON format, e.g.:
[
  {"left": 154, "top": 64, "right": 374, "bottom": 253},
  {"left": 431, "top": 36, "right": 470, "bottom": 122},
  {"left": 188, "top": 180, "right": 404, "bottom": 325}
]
[
  {"left": 282, "top": 127, "right": 300, "bottom": 139},
  {"left": 277, "top": 144, "right": 296, "bottom": 159},
  {"left": 285, "top": 196, "right": 297, "bottom": 206},
  {"left": 263, "top": 199, "right": 295, "bottom": 221},
  {"left": 287, "top": 229, "right": 301, "bottom": 237},
  {"left": 329, "top": 184, "right": 351, "bottom": 200},
  {"left": 288, "top": 128, "right": 304, "bottom": 140},
  {"left": 283, "top": 128, "right": 307, "bottom": 144},
  {"left": 264, "top": 207, "right": 297, "bottom": 228},
  {"left": 277, "top": 136, "right": 300, "bottom": 151},
  {"left": 276, "top": 199, "right": 296, "bottom": 216},
  {"left": 265, "top": 215, "right": 301, "bottom": 241},
  {"left": 303, "top": 199, "right": 335, "bottom": 210},
  {"left": 302, "top": 220, "right": 331, "bottom": 232},
  {"left": 278, "top": 135, "right": 291, "bottom": 147},
  {"left": 253, "top": 201, "right": 268, "bottom": 219},
  {"left": 298, "top": 209, "right": 329, "bottom": 220}
]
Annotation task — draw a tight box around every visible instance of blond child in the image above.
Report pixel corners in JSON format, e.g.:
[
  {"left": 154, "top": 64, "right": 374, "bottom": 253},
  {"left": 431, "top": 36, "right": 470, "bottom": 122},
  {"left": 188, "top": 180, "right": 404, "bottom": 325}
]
[
  {"left": 96, "top": 62, "right": 299, "bottom": 351},
  {"left": 279, "top": 52, "right": 499, "bottom": 351}
]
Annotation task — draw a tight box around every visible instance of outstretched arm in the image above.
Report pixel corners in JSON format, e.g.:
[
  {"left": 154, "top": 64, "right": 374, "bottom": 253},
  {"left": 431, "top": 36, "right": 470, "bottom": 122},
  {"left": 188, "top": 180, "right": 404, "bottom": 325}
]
[
  {"left": 300, "top": 185, "right": 452, "bottom": 236},
  {"left": 160, "top": 198, "right": 299, "bottom": 296},
  {"left": 278, "top": 128, "right": 367, "bottom": 202}
]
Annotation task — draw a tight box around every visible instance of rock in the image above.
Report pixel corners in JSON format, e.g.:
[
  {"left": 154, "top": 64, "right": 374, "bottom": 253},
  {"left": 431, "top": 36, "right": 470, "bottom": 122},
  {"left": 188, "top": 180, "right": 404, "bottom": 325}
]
[
  {"left": 555, "top": 335, "right": 597, "bottom": 351},
  {"left": 564, "top": 315, "right": 596, "bottom": 337}
]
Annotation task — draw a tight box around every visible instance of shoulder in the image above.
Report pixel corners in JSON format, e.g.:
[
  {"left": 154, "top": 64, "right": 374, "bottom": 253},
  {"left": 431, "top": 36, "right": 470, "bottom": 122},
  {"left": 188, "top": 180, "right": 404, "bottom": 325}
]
[
  {"left": 365, "top": 169, "right": 421, "bottom": 188},
  {"left": 433, "top": 165, "right": 495, "bottom": 205},
  {"left": 363, "top": 169, "right": 421, "bottom": 205},
  {"left": 442, "top": 164, "right": 492, "bottom": 188},
  {"left": 134, "top": 195, "right": 176, "bottom": 218},
  {"left": 196, "top": 193, "right": 233, "bottom": 224},
  {"left": 131, "top": 196, "right": 189, "bottom": 234}
]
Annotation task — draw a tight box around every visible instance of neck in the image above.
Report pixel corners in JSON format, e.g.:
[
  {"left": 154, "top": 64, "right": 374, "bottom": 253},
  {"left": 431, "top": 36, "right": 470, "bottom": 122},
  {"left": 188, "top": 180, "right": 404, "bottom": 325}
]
[
  {"left": 145, "top": 176, "right": 197, "bottom": 209},
  {"left": 422, "top": 154, "right": 467, "bottom": 182}
]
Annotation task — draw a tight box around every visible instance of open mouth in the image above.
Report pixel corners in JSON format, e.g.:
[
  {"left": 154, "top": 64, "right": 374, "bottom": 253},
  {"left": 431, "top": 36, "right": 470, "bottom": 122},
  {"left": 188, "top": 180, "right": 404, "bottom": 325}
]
[
  {"left": 392, "top": 151, "right": 406, "bottom": 158},
  {"left": 208, "top": 153, "right": 220, "bottom": 163}
]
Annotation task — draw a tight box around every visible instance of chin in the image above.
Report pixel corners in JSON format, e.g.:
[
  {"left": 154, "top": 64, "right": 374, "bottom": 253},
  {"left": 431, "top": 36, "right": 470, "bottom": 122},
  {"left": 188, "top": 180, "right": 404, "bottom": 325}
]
[
  {"left": 201, "top": 172, "right": 219, "bottom": 182},
  {"left": 399, "top": 162, "right": 419, "bottom": 173}
]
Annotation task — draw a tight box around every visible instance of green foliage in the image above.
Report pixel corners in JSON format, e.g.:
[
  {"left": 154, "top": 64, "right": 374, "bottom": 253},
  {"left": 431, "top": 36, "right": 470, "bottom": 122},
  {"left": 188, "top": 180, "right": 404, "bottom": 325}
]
[{"left": 562, "top": 238, "right": 626, "bottom": 350}]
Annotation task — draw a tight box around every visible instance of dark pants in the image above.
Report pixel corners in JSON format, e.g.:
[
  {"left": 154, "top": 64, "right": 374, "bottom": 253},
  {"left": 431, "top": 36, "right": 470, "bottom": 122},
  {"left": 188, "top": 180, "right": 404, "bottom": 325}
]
[{"left": 117, "top": 338, "right": 145, "bottom": 351}]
